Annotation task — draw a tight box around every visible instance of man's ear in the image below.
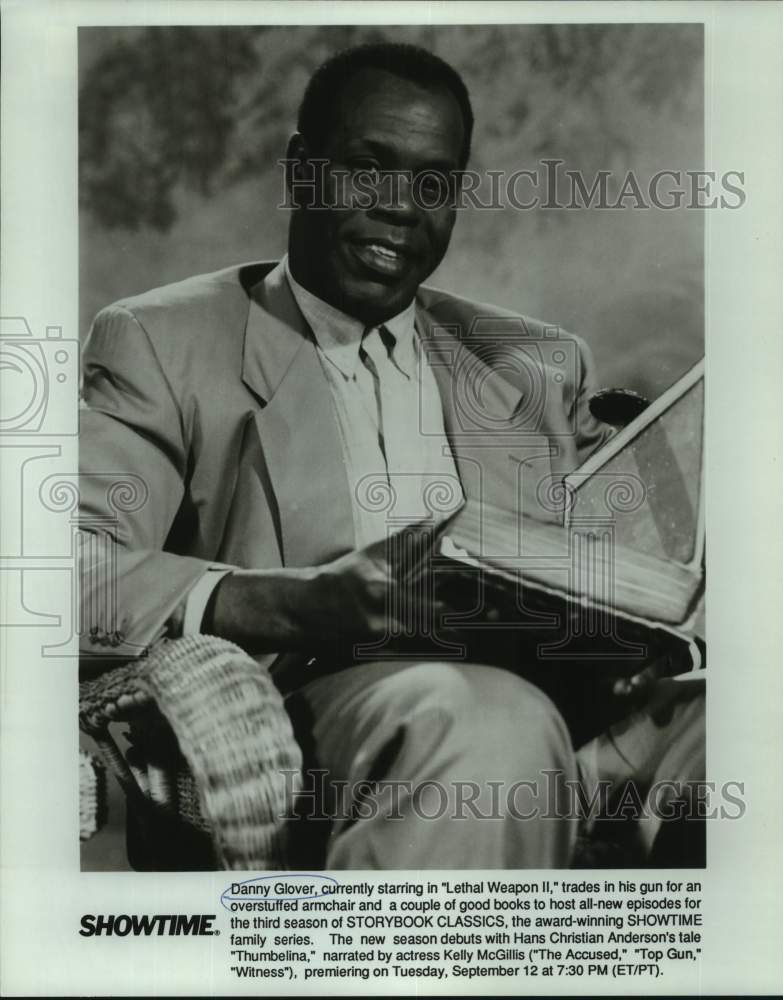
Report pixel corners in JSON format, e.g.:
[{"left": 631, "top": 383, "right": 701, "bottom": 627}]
[{"left": 285, "top": 132, "right": 310, "bottom": 199}]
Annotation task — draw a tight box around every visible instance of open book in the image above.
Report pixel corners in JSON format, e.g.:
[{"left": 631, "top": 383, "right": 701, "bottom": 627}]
[
  {"left": 423, "top": 359, "right": 705, "bottom": 675},
  {"left": 276, "top": 361, "right": 704, "bottom": 732}
]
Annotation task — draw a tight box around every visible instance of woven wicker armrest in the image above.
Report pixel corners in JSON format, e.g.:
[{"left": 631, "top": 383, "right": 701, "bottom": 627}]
[
  {"left": 79, "top": 748, "right": 107, "bottom": 842},
  {"left": 79, "top": 635, "right": 303, "bottom": 870}
]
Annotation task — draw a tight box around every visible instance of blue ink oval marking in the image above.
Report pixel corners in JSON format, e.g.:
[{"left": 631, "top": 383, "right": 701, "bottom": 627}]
[{"left": 220, "top": 873, "right": 340, "bottom": 910}]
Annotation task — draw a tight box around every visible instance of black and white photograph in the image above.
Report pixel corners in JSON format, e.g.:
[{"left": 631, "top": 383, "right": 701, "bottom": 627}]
[
  {"left": 77, "top": 21, "right": 707, "bottom": 874},
  {"left": 1, "top": 2, "right": 782, "bottom": 996}
]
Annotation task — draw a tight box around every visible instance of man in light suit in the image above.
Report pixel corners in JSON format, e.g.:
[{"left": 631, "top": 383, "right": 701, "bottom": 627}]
[{"left": 79, "top": 42, "right": 704, "bottom": 869}]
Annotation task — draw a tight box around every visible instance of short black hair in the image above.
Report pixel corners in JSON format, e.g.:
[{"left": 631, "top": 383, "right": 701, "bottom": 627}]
[{"left": 297, "top": 42, "right": 474, "bottom": 168}]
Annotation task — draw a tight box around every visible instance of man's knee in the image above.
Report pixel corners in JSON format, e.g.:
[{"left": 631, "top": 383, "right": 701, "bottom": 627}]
[
  {"left": 295, "top": 659, "right": 574, "bottom": 791},
  {"left": 465, "top": 663, "right": 568, "bottom": 742},
  {"left": 294, "top": 661, "right": 578, "bottom": 869},
  {"left": 389, "top": 662, "right": 574, "bottom": 778}
]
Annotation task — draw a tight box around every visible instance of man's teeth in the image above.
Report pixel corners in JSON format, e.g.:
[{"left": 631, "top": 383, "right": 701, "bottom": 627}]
[{"left": 367, "top": 243, "right": 399, "bottom": 259}]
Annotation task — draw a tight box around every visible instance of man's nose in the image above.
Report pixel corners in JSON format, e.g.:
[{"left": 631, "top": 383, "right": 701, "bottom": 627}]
[{"left": 369, "top": 170, "right": 420, "bottom": 225}]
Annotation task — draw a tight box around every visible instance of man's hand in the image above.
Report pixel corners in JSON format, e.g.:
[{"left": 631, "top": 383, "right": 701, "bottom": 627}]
[
  {"left": 611, "top": 650, "right": 704, "bottom": 725},
  {"left": 205, "top": 517, "right": 453, "bottom": 654}
]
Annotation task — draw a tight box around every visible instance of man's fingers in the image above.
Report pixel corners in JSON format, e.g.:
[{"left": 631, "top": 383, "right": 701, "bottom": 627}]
[
  {"left": 360, "top": 508, "right": 464, "bottom": 582},
  {"left": 397, "top": 514, "right": 464, "bottom": 582},
  {"left": 611, "top": 656, "right": 670, "bottom": 700}
]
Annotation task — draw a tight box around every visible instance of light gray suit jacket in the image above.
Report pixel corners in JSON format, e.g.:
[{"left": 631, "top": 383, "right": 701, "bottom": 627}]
[{"left": 78, "top": 260, "right": 609, "bottom": 659}]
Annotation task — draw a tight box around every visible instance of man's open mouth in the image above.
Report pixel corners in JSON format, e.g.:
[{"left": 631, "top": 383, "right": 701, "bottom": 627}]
[{"left": 349, "top": 239, "right": 413, "bottom": 278}]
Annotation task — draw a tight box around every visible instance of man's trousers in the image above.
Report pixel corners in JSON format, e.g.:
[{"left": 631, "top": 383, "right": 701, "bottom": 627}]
[{"left": 284, "top": 660, "right": 705, "bottom": 869}]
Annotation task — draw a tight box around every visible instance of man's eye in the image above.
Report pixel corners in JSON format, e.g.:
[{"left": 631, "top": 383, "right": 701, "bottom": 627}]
[{"left": 417, "top": 172, "right": 454, "bottom": 202}]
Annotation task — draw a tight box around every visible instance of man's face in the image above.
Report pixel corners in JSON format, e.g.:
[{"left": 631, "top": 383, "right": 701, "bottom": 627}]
[{"left": 288, "top": 68, "right": 465, "bottom": 325}]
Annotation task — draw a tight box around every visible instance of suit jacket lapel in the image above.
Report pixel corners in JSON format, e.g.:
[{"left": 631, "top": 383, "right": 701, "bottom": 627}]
[{"left": 239, "top": 263, "right": 355, "bottom": 567}]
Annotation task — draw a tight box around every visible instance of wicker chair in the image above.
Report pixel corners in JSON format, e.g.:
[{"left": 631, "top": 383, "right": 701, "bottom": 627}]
[
  {"left": 79, "top": 748, "right": 107, "bottom": 842},
  {"left": 79, "top": 634, "right": 303, "bottom": 871}
]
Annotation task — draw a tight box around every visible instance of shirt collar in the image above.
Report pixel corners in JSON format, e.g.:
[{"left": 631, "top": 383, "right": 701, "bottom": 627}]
[{"left": 283, "top": 254, "right": 417, "bottom": 379}]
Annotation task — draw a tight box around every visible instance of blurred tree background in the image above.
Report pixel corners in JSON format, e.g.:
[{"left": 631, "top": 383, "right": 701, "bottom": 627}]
[{"left": 79, "top": 23, "right": 704, "bottom": 399}]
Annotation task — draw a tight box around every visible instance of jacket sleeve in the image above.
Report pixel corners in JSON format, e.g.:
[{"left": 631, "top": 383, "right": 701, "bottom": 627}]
[{"left": 78, "top": 304, "right": 231, "bottom": 659}]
